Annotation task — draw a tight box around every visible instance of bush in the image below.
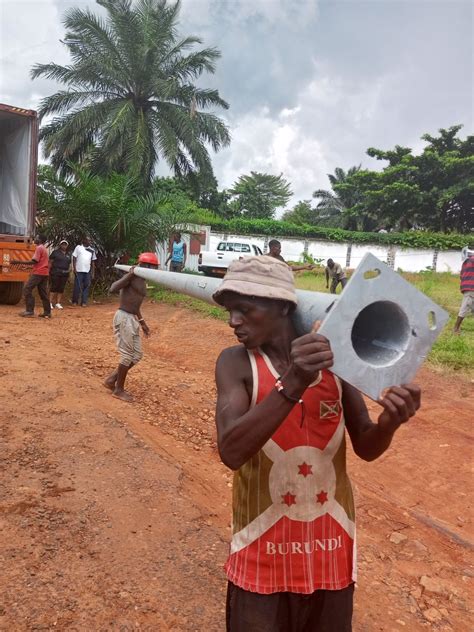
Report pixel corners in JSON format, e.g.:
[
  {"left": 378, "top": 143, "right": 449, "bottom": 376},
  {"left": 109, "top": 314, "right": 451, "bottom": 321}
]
[{"left": 201, "top": 217, "right": 472, "bottom": 251}]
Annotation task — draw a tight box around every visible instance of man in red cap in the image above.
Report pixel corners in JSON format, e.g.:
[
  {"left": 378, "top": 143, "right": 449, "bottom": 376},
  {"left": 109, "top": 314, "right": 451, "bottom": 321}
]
[{"left": 104, "top": 252, "right": 158, "bottom": 401}]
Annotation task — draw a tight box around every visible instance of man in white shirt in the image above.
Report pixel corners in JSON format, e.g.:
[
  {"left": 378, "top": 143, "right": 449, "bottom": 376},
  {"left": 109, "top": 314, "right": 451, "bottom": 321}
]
[{"left": 72, "top": 236, "right": 97, "bottom": 306}]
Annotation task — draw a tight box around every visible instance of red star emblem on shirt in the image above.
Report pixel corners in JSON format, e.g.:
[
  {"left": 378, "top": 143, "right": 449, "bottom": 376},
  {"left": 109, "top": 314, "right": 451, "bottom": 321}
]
[
  {"left": 316, "top": 490, "right": 328, "bottom": 505},
  {"left": 298, "top": 462, "right": 313, "bottom": 477},
  {"left": 282, "top": 491, "right": 296, "bottom": 507}
]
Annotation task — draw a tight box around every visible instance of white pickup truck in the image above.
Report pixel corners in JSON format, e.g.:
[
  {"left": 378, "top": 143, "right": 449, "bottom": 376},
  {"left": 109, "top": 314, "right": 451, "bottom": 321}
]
[{"left": 198, "top": 239, "right": 263, "bottom": 277}]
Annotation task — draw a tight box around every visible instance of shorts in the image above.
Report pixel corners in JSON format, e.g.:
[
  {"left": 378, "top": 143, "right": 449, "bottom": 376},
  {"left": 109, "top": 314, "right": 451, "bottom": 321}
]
[
  {"left": 170, "top": 261, "right": 184, "bottom": 273},
  {"left": 50, "top": 273, "right": 69, "bottom": 294},
  {"left": 226, "top": 582, "right": 354, "bottom": 632},
  {"left": 113, "top": 309, "right": 143, "bottom": 367},
  {"left": 459, "top": 291, "right": 474, "bottom": 318}
]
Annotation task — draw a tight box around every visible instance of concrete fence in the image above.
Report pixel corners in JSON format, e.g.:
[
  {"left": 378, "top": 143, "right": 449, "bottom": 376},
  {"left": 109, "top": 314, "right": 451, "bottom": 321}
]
[
  {"left": 156, "top": 226, "right": 463, "bottom": 274},
  {"left": 209, "top": 232, "right": 462, "bottom": 274}
]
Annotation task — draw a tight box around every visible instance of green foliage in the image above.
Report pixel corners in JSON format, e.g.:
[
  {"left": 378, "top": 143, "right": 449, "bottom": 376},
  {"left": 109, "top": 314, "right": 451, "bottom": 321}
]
[
  {"left": 429, "top": 317, "right": 474, "bottom": 373},
  {"left": 229, "top": 172, "right": 293, "bottom": 219},
  {"left": 31, "top": 0, "right": 230, "bottom": 186},
  {"left": 312, "top": 165, "right": 365, "bottom": 230},
  {"left": 205, "top": 217, "right": 472, "bottom": 250},
  {"left": 178, "top": 171, "right": 233, "bottom": 218},
  {"left": 346, "top": 126, "right": 474, "bottom": 233},
  {"left": 307, "top": 127, "right": 473, "bottom": 234},
  {"left": 37, "top": 165, "right": 199, "bottom": 280},
  {"left": 282, "top": 200, "right": 317, "bottom": 225},
  {"left": 300, "top": 252, "right": 324, "bottom": 266}
]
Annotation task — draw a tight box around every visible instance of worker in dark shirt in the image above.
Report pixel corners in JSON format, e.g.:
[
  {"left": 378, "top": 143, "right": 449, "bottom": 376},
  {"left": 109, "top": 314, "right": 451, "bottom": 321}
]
[{"left": 49, "top": 239, "right": 72, "bottom": 310}]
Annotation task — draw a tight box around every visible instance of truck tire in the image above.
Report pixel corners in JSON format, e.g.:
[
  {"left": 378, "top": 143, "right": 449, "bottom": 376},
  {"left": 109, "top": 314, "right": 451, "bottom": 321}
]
[{"left": 0, "top": 281, "right": 24, "bottom": 305}]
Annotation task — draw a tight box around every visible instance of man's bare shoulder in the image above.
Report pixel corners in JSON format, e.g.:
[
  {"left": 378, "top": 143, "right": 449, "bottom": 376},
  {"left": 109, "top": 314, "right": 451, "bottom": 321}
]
[{"left": 216, "top": 345, "right": 251, "bottom": 377}]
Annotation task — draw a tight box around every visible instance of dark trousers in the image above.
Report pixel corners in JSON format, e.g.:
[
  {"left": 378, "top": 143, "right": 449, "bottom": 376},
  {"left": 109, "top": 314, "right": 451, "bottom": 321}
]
[
  {"left": 226, "top": 582, "right": 354, "bottom": 632},
  {"left": 170, "top": 261, "right": 184, "bottom": 272},
  {"left": 330, "top": 277, "right": 347, "bottom": 294},
  {"left": 24, "top": 274, "right": 50, "bottom": 315},
  {"left": 72, "top": 272, "right": 91, "bottom": 305}
]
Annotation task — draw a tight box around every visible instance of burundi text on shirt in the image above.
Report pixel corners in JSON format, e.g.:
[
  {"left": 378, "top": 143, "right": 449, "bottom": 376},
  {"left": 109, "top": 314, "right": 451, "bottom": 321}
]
[{"left": 266, "top": 536, "right": 343, "bottom": 555}]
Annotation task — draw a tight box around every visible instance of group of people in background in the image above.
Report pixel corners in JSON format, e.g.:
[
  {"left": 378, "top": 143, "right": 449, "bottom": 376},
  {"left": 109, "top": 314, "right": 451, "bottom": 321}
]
[
  {"left": 18, "top": 235, "right": 97, "bottom": 318},
  {"left": 267, "top": 239, "right": 347, "bottom": 294},
  {"left": 17, "top": 233, "right": 472, "bottom": 337},
  {"left": 17, "top": 232, "right": 187, "bottom": 319}
]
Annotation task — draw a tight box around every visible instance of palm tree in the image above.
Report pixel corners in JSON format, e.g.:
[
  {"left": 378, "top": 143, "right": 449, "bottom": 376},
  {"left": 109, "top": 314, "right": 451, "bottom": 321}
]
[
  {"left": 37, "top": 164, "right": 192, "bottom": 284},
  {"left": 312, "top": 166, "right": 362, "bottom": 229},
  {"left": 31, "top": 0, "right": 230, "bottom": 186}
]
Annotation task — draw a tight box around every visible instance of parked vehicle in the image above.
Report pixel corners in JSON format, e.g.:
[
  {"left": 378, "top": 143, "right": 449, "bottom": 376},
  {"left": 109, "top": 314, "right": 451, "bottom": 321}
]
[
  {"left": 0, "top": 103, "right": 38, "bottom": 305},
  {"left": 198, "top": 240, "right": 263, "bottom": 276}
]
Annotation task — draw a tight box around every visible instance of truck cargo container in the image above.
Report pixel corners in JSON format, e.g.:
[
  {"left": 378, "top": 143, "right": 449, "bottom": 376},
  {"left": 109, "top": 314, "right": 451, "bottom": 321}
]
[{"left": 0, "top": 103, "right": 38, "bottom": 304}]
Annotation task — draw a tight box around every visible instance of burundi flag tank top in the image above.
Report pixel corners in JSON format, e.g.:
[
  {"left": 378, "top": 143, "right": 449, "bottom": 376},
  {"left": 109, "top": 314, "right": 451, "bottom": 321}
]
[{"left": 225, "top": 348, "right": 356, "bottom": 594}]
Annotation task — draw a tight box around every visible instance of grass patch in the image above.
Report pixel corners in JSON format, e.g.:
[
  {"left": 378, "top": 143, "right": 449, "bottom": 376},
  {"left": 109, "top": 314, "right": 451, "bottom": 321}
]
[
  {"left": 150, "top": 269, "right": 473, "bottom": 376},
  {"left": 428, "top": 316, "right": 474, "bottom": 373},
  {"left": 150, "top": 285, "right": 227, "bottom": 321}
]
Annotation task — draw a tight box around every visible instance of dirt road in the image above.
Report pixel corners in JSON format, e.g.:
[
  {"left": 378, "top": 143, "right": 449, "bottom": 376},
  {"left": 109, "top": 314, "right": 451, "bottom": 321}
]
[{"left": 0, "top": 299, "right": 472, "bottom": 631}]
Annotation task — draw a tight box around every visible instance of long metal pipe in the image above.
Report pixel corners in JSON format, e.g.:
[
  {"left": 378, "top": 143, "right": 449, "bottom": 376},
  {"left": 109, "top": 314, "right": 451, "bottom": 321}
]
[
  {"left": 115, "top": 256, "right": 448, "bottom": 401},
  {"left": 114, "top": 265, "right": 338, "bottom": 335}
]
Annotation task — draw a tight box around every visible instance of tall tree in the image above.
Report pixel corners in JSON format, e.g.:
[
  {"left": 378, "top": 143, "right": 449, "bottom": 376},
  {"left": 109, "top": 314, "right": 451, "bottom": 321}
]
[
  {"left": 354, "top": 126, "right": 474, "bottom": 233},
  {"left": 312, "top": 166, "right": 368, "bottom": 230},
  {"left": 37, "top": 165, "right": 199, "bottom": 282},
  {"left": 281, "top": 200, "right": 316, "bottom": 225},
  {"left": 178, "top": 171, "right": 232, "bottom": 217},
  {"left": 31, "top": 0, "right": 230, "bottom": 186},
  {"left": 229, "top": 172, "right": 292, "bottom": 219}
]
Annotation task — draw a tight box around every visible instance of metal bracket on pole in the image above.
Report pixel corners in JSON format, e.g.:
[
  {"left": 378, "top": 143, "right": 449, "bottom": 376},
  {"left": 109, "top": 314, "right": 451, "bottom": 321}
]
[{"left": 317, "top": 253, "right": 449, "bottom": 400}]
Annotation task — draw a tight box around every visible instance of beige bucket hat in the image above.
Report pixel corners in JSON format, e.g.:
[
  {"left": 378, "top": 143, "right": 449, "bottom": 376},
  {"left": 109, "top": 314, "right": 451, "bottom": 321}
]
[{"left": 213, "top": 255, "right": 297, "bottom": 305}]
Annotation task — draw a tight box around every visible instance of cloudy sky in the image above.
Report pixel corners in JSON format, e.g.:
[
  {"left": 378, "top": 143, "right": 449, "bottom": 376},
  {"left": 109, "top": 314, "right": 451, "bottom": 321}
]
[{"left": 1, "top": 0, "right": 472, "bottom": 208}]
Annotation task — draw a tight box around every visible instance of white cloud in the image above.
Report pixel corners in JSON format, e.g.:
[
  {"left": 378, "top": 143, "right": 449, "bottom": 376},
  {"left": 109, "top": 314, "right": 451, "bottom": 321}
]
[
  {"left": 0, "top": 0, "right": 71, "bottom": 108},
  {"left": 181, "top": 0, "right": 319, "bottom": 28},
  {"left": 212, "top": 69, "right": 388, "bottom": 210},
  {"left": 0, "top": 0, "right": 471, "bottom": 214}
]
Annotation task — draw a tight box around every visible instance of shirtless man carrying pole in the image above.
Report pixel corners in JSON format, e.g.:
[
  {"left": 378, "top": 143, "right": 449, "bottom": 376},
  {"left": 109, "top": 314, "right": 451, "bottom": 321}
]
[{"left": 104, "top": 252, "right": 158, "bottom": 401}]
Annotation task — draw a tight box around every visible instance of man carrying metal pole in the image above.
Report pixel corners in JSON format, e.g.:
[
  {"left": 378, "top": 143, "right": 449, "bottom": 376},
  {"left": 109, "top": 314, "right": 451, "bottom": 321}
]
[
  {"left": 104, "top": 252, "right": 158, "bottom": 402},
  {"left": 213, "top": 256, "right": 421, "bottom": 632}
]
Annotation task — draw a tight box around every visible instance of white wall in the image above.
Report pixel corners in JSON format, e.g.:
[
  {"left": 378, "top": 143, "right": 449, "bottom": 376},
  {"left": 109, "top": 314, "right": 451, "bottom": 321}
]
[
  {"left": 392, "top": 249, "right": 433, "bottom": 272},
  {"left": 350, "top": 243, "right": 390, "bottom": 267},
  {"left": 307, "top": 240, "right": 347, "bottom": 263},
  {"left": 209, "top": 231, "right": 463, "bottom": 274},
  {"left": 158, "top": 227, "right": 463, "bottom": 274},
  {"left": 436, "top": 251, "right": 462, "bottom": 273}
]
